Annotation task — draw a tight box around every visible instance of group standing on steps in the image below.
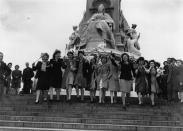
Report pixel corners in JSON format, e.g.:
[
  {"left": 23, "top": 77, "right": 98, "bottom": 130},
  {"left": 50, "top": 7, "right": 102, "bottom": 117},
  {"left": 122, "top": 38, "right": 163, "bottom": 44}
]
[{"left": 1, "top": 51, "right": 183, "bottom": 110}]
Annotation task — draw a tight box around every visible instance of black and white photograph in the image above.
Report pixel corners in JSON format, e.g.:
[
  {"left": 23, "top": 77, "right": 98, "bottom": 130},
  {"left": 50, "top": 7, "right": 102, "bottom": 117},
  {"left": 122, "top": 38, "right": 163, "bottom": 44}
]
[{"left": 0, "top": 0, "right": 183, "bottom": 130}]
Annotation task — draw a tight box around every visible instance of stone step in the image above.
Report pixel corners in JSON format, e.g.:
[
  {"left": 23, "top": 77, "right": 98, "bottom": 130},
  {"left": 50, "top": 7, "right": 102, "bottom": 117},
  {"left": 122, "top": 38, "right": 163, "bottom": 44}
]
[
  {"left": 0, "top": 111, "right": 178, "bottom": 121},
  {"left": 0, "top": 106, "right": 172, "bottom": 116},
  {"left": 1, "top": 95, "right": 168, "bottom": 104},
  {"left": 0, "top": 126, "right": 99, "bottom": 131},
  {"left": 0, "top": 120, "right": 182, "bottom": 131},
  {"left": 0, "top": 101, "right": 174, "bottom": 112},
  {"left": 0, "top": 115, "right": 180, "bottom": 126}
]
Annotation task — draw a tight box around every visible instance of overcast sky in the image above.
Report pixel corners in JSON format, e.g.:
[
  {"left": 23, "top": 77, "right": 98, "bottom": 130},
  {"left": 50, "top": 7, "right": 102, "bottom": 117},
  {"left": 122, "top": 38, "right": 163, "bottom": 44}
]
[{"left": 0, "top": 0, "right": 183, "bottom": 69}]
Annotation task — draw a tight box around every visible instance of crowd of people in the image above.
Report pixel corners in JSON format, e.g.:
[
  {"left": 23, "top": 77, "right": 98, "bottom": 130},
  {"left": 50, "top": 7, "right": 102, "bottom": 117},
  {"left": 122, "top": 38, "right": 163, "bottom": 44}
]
[{"left": 0, "top": 51, "right": 183, "bottom": 110}]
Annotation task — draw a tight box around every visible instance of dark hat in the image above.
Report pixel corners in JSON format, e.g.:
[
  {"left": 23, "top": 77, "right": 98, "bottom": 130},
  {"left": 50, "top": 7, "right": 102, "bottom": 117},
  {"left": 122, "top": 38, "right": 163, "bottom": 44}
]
[{"left": 132, "top": 24, "right": 137, "bottom": 29}]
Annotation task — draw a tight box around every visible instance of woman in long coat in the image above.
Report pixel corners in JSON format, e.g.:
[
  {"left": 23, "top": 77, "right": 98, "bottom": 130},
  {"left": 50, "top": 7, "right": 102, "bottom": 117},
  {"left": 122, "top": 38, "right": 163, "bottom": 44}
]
[
  {"left": 74, "top": 51, "right": 90, "bottom": 101},
  {"left": 32, "top": 53, "right": 50, "bottom": 104},
  {"left": 49, "top": 50, "right": 66, "bottom": 101},
  {"left": 135, "top": 57, "right": 148, "bottom": 105},
  {"left": 62, "top": 51, "right": 76, "bottom": 101}
]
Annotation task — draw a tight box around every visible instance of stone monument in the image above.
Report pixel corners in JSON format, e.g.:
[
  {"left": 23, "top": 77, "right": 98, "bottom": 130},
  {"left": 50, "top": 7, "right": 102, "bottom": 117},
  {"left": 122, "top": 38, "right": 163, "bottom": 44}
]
[{"left": 67, "top": 0, "right": 141, "bottom": 57}]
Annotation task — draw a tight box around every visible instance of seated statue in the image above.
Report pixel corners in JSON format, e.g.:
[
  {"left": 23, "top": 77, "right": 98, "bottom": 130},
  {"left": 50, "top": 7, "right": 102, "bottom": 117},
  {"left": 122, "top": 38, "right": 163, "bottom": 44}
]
[
  {"left": 127, "top": 29, "right": 141, "bottom": 56},
  {"left": 78, "top": 4, "right": 115, "bottom": 50},
  {"left": 88, "top": 4, "right": 114, "bottom": 29}
]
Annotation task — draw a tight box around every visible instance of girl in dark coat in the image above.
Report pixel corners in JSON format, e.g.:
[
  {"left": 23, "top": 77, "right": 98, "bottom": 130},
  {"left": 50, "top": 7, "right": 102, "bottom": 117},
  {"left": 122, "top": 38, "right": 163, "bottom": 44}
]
[
  {"left": 32, "top": 53, "right": 50, "bottom": 104},
  {"left": 49, "top": 50, "right": 66, "bottom": 101}
]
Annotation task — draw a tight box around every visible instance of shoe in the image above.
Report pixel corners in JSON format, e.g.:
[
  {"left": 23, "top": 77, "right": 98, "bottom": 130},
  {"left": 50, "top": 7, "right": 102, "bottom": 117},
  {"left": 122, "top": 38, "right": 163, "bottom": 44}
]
[
  {"left": 35, "top": 100, "right": 39, "bottom": 104},
  {"left": 139, "top": 103, "right": 143, "bottom": 106},
  {"left": 151, "top": 104, "right": 156, "bottom": 107}
]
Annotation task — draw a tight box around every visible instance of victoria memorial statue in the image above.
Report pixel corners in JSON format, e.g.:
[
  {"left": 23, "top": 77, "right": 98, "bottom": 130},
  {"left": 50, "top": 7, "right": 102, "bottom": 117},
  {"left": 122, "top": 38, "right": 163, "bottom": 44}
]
[{"left": 67, "top": 0, "right": 141, "bottom": 57}]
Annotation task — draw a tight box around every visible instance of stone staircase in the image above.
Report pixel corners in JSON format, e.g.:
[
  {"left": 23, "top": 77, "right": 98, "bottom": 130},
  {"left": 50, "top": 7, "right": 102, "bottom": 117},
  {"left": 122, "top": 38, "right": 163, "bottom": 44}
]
[{"left": 0, "top": 95, "right": 183, "bottom": 131}]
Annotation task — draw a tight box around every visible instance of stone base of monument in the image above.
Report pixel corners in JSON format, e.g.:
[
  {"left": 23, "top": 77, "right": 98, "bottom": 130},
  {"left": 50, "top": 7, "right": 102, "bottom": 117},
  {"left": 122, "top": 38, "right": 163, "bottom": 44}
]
[{"left": 0, "top": 95, "right": 182, "bottom": 131}]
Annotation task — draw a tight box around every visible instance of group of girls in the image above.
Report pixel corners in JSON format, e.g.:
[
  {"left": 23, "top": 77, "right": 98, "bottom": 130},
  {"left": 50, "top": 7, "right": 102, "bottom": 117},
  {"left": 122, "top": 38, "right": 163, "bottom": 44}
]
[{"left": 32, "top": 50, "right": 161, "bottom": 109}]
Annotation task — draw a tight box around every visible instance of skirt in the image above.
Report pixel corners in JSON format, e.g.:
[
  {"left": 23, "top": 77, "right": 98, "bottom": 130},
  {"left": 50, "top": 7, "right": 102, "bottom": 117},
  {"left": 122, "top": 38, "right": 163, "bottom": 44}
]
[
  {"left": 65, "top": 72, "right": 75, "bottom": 89},
  {"left": 119, "top": 79, "right": 133, "bottom": 93},
  {"left": 74, "top": 73, "right": 86, "bottom": 88},
  {"left": 108, "top": 77, "right": 119, "bottom": 92},
  {"left": 36, "top": 72, "right": 49, "bottom": 90},
  {"left": 11, "top": 80, "right": 21, "bottom": 89}
]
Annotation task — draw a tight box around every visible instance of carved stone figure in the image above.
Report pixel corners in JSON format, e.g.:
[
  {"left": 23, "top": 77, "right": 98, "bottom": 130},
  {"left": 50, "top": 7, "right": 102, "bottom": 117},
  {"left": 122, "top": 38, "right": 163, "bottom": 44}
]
[
  {"left": 127, "top": 29, "right": 141, "bottom": 56},
  {"left": 68, "top": 26, "right": 80, "bottom": 50},
  {"left": 78, "top": 4, "right": 115, "bottom": 50}
]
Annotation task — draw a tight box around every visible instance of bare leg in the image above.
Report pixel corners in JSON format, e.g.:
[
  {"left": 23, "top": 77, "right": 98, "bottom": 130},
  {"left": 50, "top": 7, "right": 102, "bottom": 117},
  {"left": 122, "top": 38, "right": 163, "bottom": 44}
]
[
  {"left": 180, "top": 92, "right": 183, "bottom": 103},
  {"left": 93, "top": 90, "right": 96, "bottom": 99},
  {"left": 151, "top": 93, "right": 155, "bottom": 106},
  {"left": 35, "top": 90, "right": 40, "bottom": 103},
  {"left": 76, "top": 86, "right": 79, "bottom": 98},
  {"left": 99, "top": 89, "right": 102, "bottom": 103},
  {"left": 138, "top": 92, "right": 142, "bottom": 105},
  {"left": 3, "top": 87, "right": 7, "bottom": 95},
  {"left": 66, "top": 88, "right": 69, "bottom": 101},
  {"left": 56, "top": 89, "right": 60, "bottom": 100},
  {"left": 121, "top": 92, "right": 126, "bottom": 106},
  {"left": 90, "top": 90, "right": 93, "bottom": 102},
  {"left": 114, "top": 91, "right": 117, "bottom": 103},
  {"left": 43, "top": 90, "right": 48, "bottom": 101},
  {"left": 68, "top": 85, "right": 72, "bottom": 100},
  {"left": 102, "top": 89, "right": 106, "bottom": 103},
  {"left": 81, "top": 88, "right": 84, "bottom": 101},
  {"left": 110, "top": 91, "right": 114, "bottom": 104},
  {"left": 49, "top": 87, "right": 53, "bottom": 100}
]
